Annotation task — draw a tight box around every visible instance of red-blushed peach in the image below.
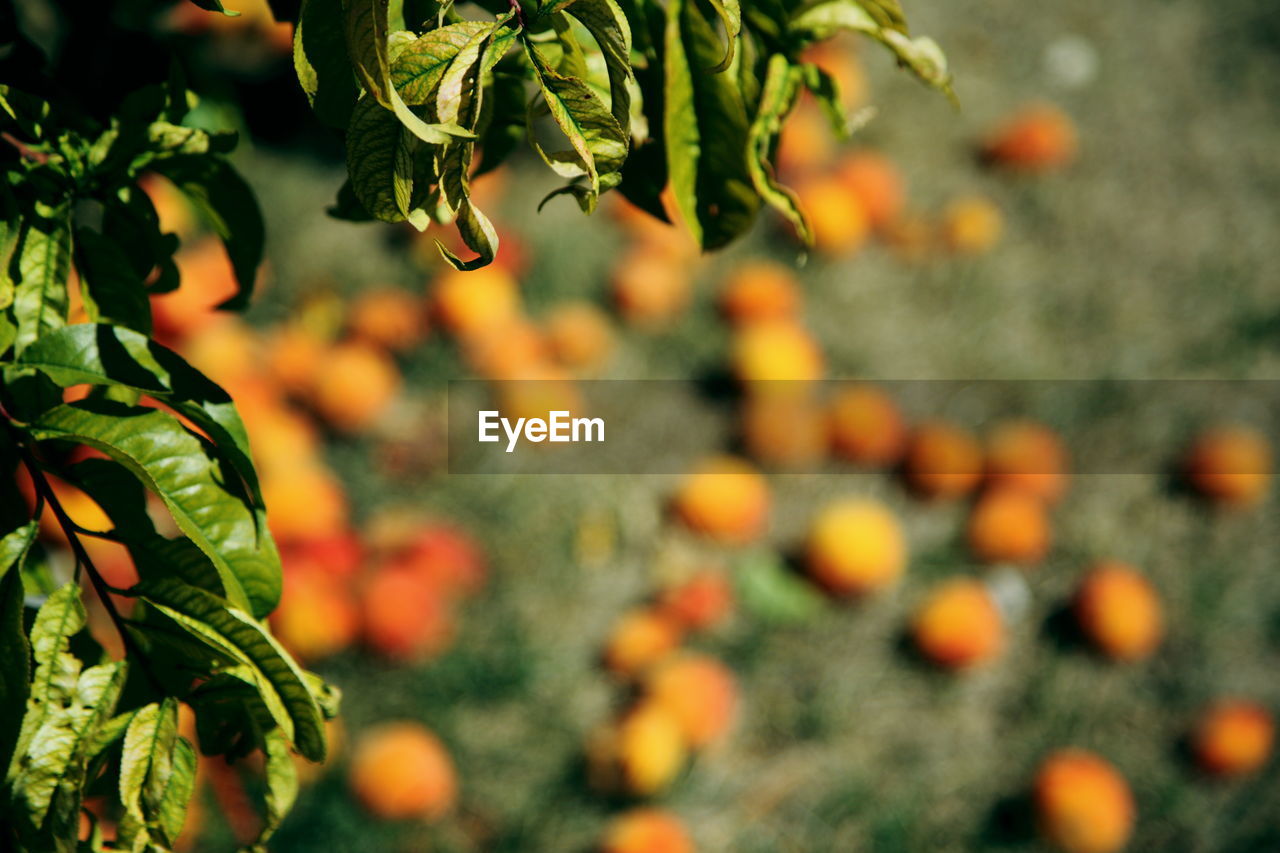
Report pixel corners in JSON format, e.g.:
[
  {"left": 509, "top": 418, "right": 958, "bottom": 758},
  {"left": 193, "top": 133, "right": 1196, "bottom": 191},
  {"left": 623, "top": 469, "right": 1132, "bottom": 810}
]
[
  {"left": 349, "top": 722, "right": 457, "bottom": 820},
  {"left": 1183, "top": 425, "right": 1272, "bottom": 508},
  {"left": 912, "top": 578, "right": 1003, "bottom": 669},
  {"left": 656, "top": 570, "right": 734, "bottom": 632},
  {"left": 966, "top": 488, "right": 1052, "bottom": 566},
  {"left": 740, "top": 392, "right": 828, "bottom": 468},
  {"left": 671, "top": 457, "right": 770, "bottom": 545},
  {"left": 1192, "top": 700, "right": 1274, "bottom": 777},
  {"left": 805, "top": 498, "right": 906, "bottom": 596},
  {"left": 718, "top": 261, "right": 802, "bottom": 327},
  {"left": 270, "top": 564, "right": 360, "bottom": 662},
  {"left": 985, "top": 420, "right": 1070, "bottom": 504},
  {"left": 1033, "top": 749, "right": 1134, "bottom": 853},
  {"left": 348, "top": 286, "right": 428, "bottom": 352},
  {"left": 903, "top": 421, "right": 984, "bottom": 500},
  {"left": 381, "top": 523, "right": 487, "bottom": 600},
  {"left": 835, "top": 150, "right": 906, "bottom": 231},
  {"left": 828, "top": 384, "right": 907, "bottom": 467},
  {"left": 601, "top": 808, "right": 695, "bottom": 853},
  {"left": 1073, "top": 562, "right": 1163, "bottom": 662},
  {"left": 643, "top": 654, "right": 739, "bottom": 747},
  {"left": 360, "top": 566, "right": 454, "bottom": 663},
  {"left": 603, "top": 608, "right": 684, "bottom": 678},
  {"left": 982, "top": 103, "right": 1079, "bottom": 173}
]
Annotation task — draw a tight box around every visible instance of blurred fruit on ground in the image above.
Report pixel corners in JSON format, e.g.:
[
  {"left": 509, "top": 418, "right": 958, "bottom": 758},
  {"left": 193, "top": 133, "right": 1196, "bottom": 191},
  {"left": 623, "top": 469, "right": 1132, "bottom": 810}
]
[
  {"left": 347, "top": 286, "right": 428, "bottom": 352},
  {"left": 775, "top": 101, "right": 838, "bottom": 180},
  {"left": 1034, "top": 749, "right": 1135, "bottom": 853},
  {"left": 805, "top": 498, "right": 906, "bottom": 596},
  {"left": 671, "top": 456, "right": 770, "bottom": 545},
  {"left": 603, "top": 608, "right": 684, "bottom": 678},
  {"left": 601, "top": 808, "right": 695, "bottom": 853},
  {"left": 376, "top": 522, "right": 487, "bottom": 600},
  {"left": 912, "top": 578, "right": 1003, "bottom": 669},
  {"left": 827, "top": 383, "right": 907, "bottom": 467},
  {"left": 730, "top": 321, "right": 824, "bottom": 384},
  {"left": 360, "top": 565, "right": 453, "bottom": 662},
  {"left": 941, "top": 195, "right": 1004, "bottom": 255},
  {"left": 348, "top": 722, "right": 457, "bottom": 820},
  {"left": 1192, "top": 700, "right": 1275, "bottom": 777},
  {"left": 903, "top": 421, "right": 984, "bottom": 500},
  {"left": 544, "top": 301, "right": 616, "bottom": 373},
  {"left": 739, "top": 392, "right": 828, "bottom": 467},
  {"left": 151, "top": 238, "right": 240, "bottom": 343},
  {"left": 432, "top": 265, "right": 520, "bottom": 339},
  {"left": 608, "top": 196, "right": 699, "bottom": 262},
  {"left": 835, "top": 150, "right": 906, "bottom": 232},
  {"left": 138, "top": 173, "right": 197, "bottom": 239},
  {"left": 644, "top": 654, "right": 739, "bottom": 747},
  {"left": 611, "top": 250, "right": 692, "bottom": 328},
  {"left": 718, "top": 262, "right": 802, "bottom": 326},
  {"left": 462, "top": 317, "right": 551, "bottom": 379},
  {"left": 966, "top": 488, "right": 1052, "bottom": 566},
  {"left": 791, "top": 176, "right": 871, "bottom": 255},
  {"left": 589, "top": 702, "right": 688, "bottom": 797},
  {"left": 982, "top": 102, "right": 1079, "bottom": 173},
  {"left": 1073, "top": 561, "right": 1163, "bottom": 662},
  {"left": 984, "top": 420, "right": 1070, "bottom": 503},
  {"left": 263, "top": 322, "right": 330, "bottom": 397},
  {"left": 656, "top": 569, "right": 734, "bottom": 632},
  {"left": 1183, "top": 425, "right": 1272, "bottom": 508},
  {"left": 306, "top": 341, "right": 401, "bottom": 433},
  {"left": 260, "top": 464, "right": 348, "bottom": 541},
  {"left": 271, "top": 563, "right": 360, "bottom": 662}
]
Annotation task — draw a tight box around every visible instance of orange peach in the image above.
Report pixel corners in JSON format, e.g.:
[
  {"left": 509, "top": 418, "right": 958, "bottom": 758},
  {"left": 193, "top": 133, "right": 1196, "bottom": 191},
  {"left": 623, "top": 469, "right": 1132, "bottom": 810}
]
[
  {"left": 1073, "top": 562, "right": 1163, "bottom": 662},
  {"left": 360, "top": 566, "right": 453, "bottom": 662},
  {"left": 740, "top": 392, "right": 828, "bottom": 468},
  {"left": 804, "top": 498, "right": 906, "bottom": 596},
  {"left": 348, "top": 286, "right": 428, "bottom": 352},
  {"left": 718, "top": 261, "right": 802, "bottom": 327},
  {"left": 1184, "top": 425, "right": 1272, "bottom": 508},
  {"left": 801, "top": 38, "right": 867, "bottom": 111},
  {"left": 1192, "top": 700, "right": 1274, "bottom": 777},
  {"left": 603, "top": 608, "right": 684, "bottom": 678},
  {"left": 432, "top": 265, "right": 520, "bottom": 339},
  {"left": 462, "top": 316, "right": 551, "bottom": 380},
  {"left": 261, "top": 464, "right": 348, "bottom": 542},
  {"left": 966, "top": 488, "right": 1052, "bottom": 566},
  {"left": 271, "top": 565, "right": 360, "bottom": 662},
  {"left": 263, "top": 323, "right": 329, "bottom": 398},
  {"left": 982, "top": 103, "right": 1079, "bottom": 173},
  {"left": 775, "top": 99, "right": 837, "bottom": 180},
  {"left": 985, "top": 420, "right": 1069, "bottom": 504},
  {"left": 611, "top": 250, "right": 692, "bottom": 329},
  {"left": 349, "top": 722, "right": 456, "bottom": 820},
  {"left": 609, "top": 196, "right": 700, "bottom": 262},
  {"left": 671, "top": 457, "right": 770, "bottom": 545},
  {"left": 730, "top": 321, "right": 824, "bottom": 385},
  {"left": 644, "top": 654, "right": 738, "bottom": 747},
  {"left": 827, "top": 384, "right": 907, "bottom": 467},
  {"left": 1034, "top": 750, "right": 1134, "bottom": 853},
  {"left": 601, "top": 808, "right": 695, "bottom": 853},
  {"left": 589, "top": 702, "right": 688, "bottom": 796},
  {"left": 941, "top": 195, "right": 1003, "bottom": 255},
  {"left": 792, "top": 176, "right": 870, "bottom": 255},
  {"left": 835, "top": 150, "right": 905, "bottom": 231},
  {"left": 308, "top": 341, "right": 401, "bottom": 433},
  {"left": 180, "top": 317, "right": 262, "bottom": 389},
  {"left": 139, "top": 173, "right": 197, "bottom": 240},
  {"left": 544, "top": 301, "right": 616, "bottom": 373},
  {"left": 656, "top": 570, "right": 734, "bottom": 632},
  {"left": 151, "top": 238, "right": 239, "bottom": 343},
  {"left": 912, "top": 578, "right": 1003, "bottom": 669},
  {"left": 903, "top": 421, "right": 984, "bottom": 500},
  {"left": 381, "top": 523, "right": 486, "bottom": 599}
]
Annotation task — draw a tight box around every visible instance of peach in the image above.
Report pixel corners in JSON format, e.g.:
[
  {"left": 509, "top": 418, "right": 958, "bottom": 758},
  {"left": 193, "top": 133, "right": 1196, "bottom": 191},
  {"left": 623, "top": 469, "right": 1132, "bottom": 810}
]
[
  {"left": 903, "top": 421, "right": 984, "bottom": 500},
  {"left": 740, "top": 392, "right": 828, "bottom": 468},
  {"left": 1034, "top": 750, "right": 1134, "bottom": 853},
  {"left": 792, "top": 176, "right": 870, "bottom": 255},
  {"left": 603, "top": 608, "right": 684, "bottom": 678},
  {"left": 982, "top": 103, "right": 1079, "bottom": 173},
  {"left": 261, "top": 464, "right": 348, "bottom": 542},
  {"left": 1073, "top": 562, "right": 1162, "bottom": 662},
  {"left": 348, "top": 286, "right": 428, "bottom": 352},
  {"left": 139, "top": 173, "right": 197, "bottom": 240},
  {"left": 718, "top": 261, "right": 802, "bottom": 327},
  {"left": 360, "top": 566, "right": 453, "bottom": 662},
  {"left": 730, "top": 321, "right": 824, "bottom": 384},
  {"left": 308, "top": 341, "right": 401, "bottom": 433},
  {"left": 432, "top": 265, "right": 520, "bottom": 339},
  {"left": 827, "top": 384, "right": 907, "bottom": 467},
  {"left": 1184, "top": 425, "right": 1272, "bottom": 508},
  {"left": 608, "top": 195, "right": 699, "bottom": 262},
  {"left": 1192, "top": 700, "right": 1274, "bottom": 777},
  {"left": 671, "top": 457, "right": 770, "bottom": 545},
  {"left": 242, "top": 401, "right": 322, "bottom": 472},
  {"left": 912, "top": 578, "right": 1003, "bottom": 669},
  {"left": 775, "top": 99, "right": 837, "bottom": 180},
  {"left": 382, "top": 523, "right": 486, "bottom": 599},
  {"left": 835, "top": 150, "right": 905, "bottom": 231},
  {"left": 544, "top": 301, "right": 616, "bottom": 373},
  {"left": 966, "top": 488, "right": 1052, "bottom": 566},
  {"left": 180, "top": 317, "right": 262, "bottom": 389},
  {"left": 801, "top": 38, "right": 867, "bottom": 111},
  {"left": 151, "top": 238, "right": 239, "bottom": 343},
  {"left": 270, "top": 565, "right": 360, "bottom": 662},
  {"left": 611, "top": 250, "right": 692, "bottom": 329},
  {"left": 279, "top": 531, "right": 362, "bottom": 577},
  {"left": 985, "top": 420, "right": 1069, "bottom": 504},
  {"left": 462, "top": 316, "right": 551, "bottom": 380},
  {"left": 941, "top": 195, "right": 1003, "bottom": 255},
  {"left": 656, "top": 570, "right": 734, "bottom": 632},
  {"left": 644, "top": 654, "right": 738, "bottom": 747},
  {"left": 804, "top": 498, "right": 906, "bottom": 596},
  {"left": 263, "top": 322, "right": 329, "bottom": 398},
  {"left": 589, "top": 702, "right": 688, "bottom": 796},
  {"left": 601, "top": 808, "right": 695, "bottom": 853},
  {"left": 349, "top": 722, "right": 456, "bottom": 820}
]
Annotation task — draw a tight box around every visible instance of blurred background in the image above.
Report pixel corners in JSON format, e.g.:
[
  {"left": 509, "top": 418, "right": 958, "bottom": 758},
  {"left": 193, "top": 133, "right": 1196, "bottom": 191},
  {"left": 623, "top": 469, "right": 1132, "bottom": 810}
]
[{"left": 15, "top": 0, "right": 1280, "bottom": 849}]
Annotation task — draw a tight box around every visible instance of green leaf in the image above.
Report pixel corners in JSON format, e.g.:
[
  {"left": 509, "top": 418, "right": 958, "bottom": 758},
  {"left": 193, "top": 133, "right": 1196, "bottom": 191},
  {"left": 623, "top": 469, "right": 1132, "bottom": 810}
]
[
  {"left": 186, "top": 0, "right": 241, "bottom": 16},
  {"left": 390, "top": 21, "right": 495, "bottom": 107},
  {"left": 345, "top": 96, "right": 410, "bottom": 224},
  {"left": 118, "top": 699, "right": 196, "bottom": 848},
  {"left": 704, "top": 0, "right": 741, "bottom": 73},
  {"left": 564, "top": 0, "right": 635, "bottom": 135},
  {"left": 11, "top": 210, "right": 72, "bottom": 355},
  {"left": 138, "top": 577, "right": 327, "bottom": 762},
  {"left": 16, "top": 323, "right": 263, "bottom": 505},
  {"left": 664, "top": 0, "right": 760, "bottom": 249},
  {"left": 474, "top": 69, "right": 529, "bottom": 178},
  {"left": 27, "top": 400, "right": 280, "bottom": 618},
  {"left": 747, "top": 55, "right": 811, "bottom": 244},
  {"left": 294, "top": 0, "right": 360, "bottom": 129},
  {"left": 800, "top": 63, "right": 851, "bottom": 139},
  {"left": 149, "top": 156, "right": 265, "bottom": 312},
  {"left": 252, "top": 727, "right": 299, "bottom": 848},
  {"left": 72, "top": 229, "right": 152, "bottom": 335},
  {"left": 524, "top": 40, "right": 628, "bottom": 210},
  {"left": 736, "top": 550, "right": 827, "bottom": 625},
  {"left": 0, "top": 523, "right": 37, "bottom": 775}
]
